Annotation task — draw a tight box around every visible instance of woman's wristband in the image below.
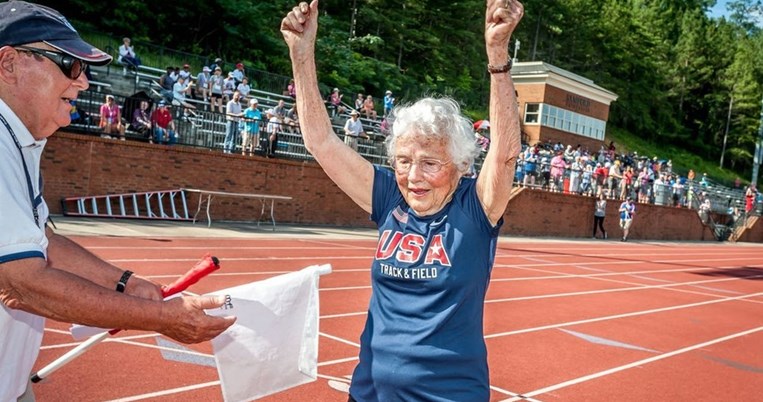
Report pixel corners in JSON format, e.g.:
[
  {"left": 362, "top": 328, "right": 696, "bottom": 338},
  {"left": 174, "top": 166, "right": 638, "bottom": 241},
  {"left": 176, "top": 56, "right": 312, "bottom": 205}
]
[
  {"left": 487, "top": 60, "right": 512, "bottom": 74},
  {"left": 116, "top": 270, "right": 134, "bottom": 293}
]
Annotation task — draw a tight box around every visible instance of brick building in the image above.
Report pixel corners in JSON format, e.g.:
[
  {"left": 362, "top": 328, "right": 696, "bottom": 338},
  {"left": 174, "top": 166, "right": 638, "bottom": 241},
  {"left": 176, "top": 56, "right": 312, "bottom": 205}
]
[{"left": 511, "top": 61, "right": 618, "bottom": 151}]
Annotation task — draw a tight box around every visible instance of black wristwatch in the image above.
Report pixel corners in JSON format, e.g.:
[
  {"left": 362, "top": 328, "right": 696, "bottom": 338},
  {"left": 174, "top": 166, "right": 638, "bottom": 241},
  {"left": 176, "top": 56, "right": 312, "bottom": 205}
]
[{"left": 116, "top": 270, "right": 134, "bottom": 293}]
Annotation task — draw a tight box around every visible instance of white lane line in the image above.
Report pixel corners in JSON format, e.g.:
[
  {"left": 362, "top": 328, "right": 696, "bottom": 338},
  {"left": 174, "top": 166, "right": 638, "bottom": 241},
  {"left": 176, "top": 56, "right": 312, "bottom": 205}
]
[
  {"left": 492, "top": 264, "right": 763, "bottom": 282},
  {"left": 484, "top": 291, "right": 763, "bottom": 339},
  {"left": 318, "top": 356, "right": 359, "bottom": 367},
  {"left": 501, "top": 326, "right": 763, "bottom": 402},
  {"left": 321, "top": 311, "right": 367, "bottom": 319},
  {"left": 103, "top": 380, "right": 220, "bottom": 402},
  {"left": 40, "top": 333, "right": 160, "bottom": 350},
  {"left": 319, "top": 331, "right": 361, "bottom": 348},
  {"left": 108, "top": 255, "right": 763, "bottom": 264},
  {"left": 490, "top": 385, "right": 545, "bottom": 401}
]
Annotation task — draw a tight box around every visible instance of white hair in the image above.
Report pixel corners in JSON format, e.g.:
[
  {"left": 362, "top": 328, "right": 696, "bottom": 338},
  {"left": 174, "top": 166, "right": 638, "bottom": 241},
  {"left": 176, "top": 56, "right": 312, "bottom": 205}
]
[{"left": 385, "top": 97, "right": 480, "bottom": 173}]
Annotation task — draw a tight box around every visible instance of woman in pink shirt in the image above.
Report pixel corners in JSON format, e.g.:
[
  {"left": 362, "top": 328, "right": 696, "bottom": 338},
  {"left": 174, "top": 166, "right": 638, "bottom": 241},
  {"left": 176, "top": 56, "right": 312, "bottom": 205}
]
[
  {"left": 99, "top": 95, "right": 125, "bottom": 140},
  {"left": 550, "top": 151, "right": 567, "bottom": 193}
]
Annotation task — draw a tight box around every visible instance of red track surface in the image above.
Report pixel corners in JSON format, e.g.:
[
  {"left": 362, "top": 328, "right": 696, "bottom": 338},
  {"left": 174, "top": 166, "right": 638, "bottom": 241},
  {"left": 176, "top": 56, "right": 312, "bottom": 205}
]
[{"left": 32, "top": 237, "right": 763, "bottom": 401}]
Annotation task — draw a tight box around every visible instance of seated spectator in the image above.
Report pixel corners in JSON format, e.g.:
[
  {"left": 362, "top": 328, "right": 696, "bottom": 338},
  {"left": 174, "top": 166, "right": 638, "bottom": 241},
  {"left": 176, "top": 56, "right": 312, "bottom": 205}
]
[
  {"left": 208, "top": 66, "right": 225, "bottom": 113},
  {"left": 286, "top": 78, "right": 296, "bottom": 100},
  {"left": 273, "top": 99, "right": 287, "bottom": 121},
  {"left": 130, "top": 100, "right": 152, "bottom": 139},
  {"left": 150, "top": 101, "right": 177, "bottom": 145},
  {"left": 241, "top": 99, "right": 262, "bottom": 155},
  {"left": 284, "top": 106, "right": 299, "bottom": 133},
  {"left": 118, "top": 37, "right": 141, "bottom": 75},
  {"left": 355, "top": 92, "right": 364, "bottom": 111},
  {"left": 232, "top": 63, "right": 245, "bottom": 85},
  {"left": 99, "top": 94, "right": 125, "bottom": 140},
  {"left": 329, "top": 88, "right": 346, "bottom": 117},
  {"left": 383, "top": 90, "right": 395, "bottom": 117},
  {"left": 362, "top": 94, "right": 377, "bottom": 120},
  {"left": 237, "top": 77, "right": 252, "bottom": 101},
  {"left": 69, "top": 99, "right": 91, "bottom": 125},
  {"left": 179, "top": 64, "right": 192, "bottom": 81},
  {"left": 172, "top": 76, "right": 196, "bottom": 114},
  {"left": 169, "top": 66, "right": 180, "bottom": 83}
]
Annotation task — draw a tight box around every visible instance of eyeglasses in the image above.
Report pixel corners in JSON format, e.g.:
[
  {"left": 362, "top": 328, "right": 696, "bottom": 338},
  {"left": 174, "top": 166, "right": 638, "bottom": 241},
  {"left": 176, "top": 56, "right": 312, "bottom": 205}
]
[
  {"left": 392, "top": 158, "right": 451, "bottom": 174},
  {"left": 15, "top": 46, "right": 85, "bottom": 80}
]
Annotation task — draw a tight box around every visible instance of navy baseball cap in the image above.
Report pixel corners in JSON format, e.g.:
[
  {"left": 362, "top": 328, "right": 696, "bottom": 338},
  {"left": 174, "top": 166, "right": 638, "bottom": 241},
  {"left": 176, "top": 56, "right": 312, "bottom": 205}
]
[{"left": 0, "top": 1, "right": 112, "bottom": 65}]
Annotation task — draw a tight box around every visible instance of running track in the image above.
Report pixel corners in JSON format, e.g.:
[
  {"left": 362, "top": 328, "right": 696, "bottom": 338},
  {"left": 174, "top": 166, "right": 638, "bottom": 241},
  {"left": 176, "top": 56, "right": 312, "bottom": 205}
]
[{"left": 32, "top": 235, "right": 763, "bottom": 401}]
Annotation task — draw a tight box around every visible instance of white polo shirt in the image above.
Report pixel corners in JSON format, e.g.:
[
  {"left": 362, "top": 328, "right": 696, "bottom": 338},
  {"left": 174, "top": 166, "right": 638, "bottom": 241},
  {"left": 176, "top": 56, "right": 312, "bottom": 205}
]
[{"left": 0, "top": 98, "right": 48, "bottom": 400}]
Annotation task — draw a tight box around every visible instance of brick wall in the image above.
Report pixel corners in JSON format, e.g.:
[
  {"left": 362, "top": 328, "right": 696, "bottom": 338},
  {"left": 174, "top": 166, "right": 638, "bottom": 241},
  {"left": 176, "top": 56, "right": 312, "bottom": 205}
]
[{"left": 42, "top": 133, "right": 728, "bottom": 241}]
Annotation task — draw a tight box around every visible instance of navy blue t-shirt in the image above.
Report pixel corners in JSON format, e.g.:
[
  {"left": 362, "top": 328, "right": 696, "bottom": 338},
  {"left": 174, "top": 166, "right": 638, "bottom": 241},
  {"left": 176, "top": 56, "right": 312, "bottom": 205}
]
[{"left": 349, "top": 166, "right": 503, "bottom": 401}]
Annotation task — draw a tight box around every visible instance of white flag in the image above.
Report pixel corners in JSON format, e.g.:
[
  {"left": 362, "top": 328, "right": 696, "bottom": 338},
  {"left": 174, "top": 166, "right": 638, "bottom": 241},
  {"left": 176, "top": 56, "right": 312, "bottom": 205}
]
[{"left": 206, "top": 264, "right": 331, "bottom": 402}]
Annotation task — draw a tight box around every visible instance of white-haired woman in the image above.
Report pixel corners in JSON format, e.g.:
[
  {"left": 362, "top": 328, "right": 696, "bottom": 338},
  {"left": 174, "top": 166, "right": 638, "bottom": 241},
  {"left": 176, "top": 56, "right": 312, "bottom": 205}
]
[{"left": 281, "top": 0, "right": 523, "bottom": 400}]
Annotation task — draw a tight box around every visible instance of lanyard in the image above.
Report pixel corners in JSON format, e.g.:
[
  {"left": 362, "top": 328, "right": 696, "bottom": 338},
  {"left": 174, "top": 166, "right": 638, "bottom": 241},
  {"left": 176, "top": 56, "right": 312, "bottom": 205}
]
[{"left": 0, "top": 112, "right": 43, "bottom": 227}]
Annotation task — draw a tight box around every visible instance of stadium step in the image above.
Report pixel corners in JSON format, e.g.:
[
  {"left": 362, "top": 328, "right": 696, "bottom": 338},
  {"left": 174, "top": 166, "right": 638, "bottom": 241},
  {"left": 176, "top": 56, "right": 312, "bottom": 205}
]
[
  {"left": 61, "top": 189, "right": 192, "bottom": 221},
  {"left": 728, "top": 215, "right": 759, "bottom": 242}
]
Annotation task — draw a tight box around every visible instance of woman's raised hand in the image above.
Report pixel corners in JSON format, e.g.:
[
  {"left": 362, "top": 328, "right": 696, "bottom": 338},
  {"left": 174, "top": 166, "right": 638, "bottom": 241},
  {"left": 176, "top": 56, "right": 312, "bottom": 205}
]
[
  {"left": 485, "top": 0, "right": 524, "bottom": 50},
  {"left": 280, "top": 0, "right": 319, "bottom": 61}
]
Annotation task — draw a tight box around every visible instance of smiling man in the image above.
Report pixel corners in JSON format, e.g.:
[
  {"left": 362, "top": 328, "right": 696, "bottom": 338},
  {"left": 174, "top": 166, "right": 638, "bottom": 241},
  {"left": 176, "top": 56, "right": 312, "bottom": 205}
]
[{"left": 0, "top": 3, "right": 234, "bottom": 400}]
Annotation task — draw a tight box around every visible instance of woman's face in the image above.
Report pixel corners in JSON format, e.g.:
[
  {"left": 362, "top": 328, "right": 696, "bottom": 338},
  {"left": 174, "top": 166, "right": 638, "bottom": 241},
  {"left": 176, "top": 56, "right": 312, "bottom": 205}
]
[{"left": 393, "top": 134, "right": 461, "bottom": 217}]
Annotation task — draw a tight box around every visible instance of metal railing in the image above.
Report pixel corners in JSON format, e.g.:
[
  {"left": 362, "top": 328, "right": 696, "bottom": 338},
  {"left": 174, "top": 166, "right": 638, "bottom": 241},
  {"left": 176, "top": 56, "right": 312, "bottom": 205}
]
[{"left": 66, "top": 89, "right": 389, "bottom": 167}]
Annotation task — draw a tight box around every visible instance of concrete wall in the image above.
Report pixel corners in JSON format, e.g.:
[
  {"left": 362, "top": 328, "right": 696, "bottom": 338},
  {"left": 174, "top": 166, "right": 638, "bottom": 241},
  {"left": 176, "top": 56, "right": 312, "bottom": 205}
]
[{"left": 41, "top": 132, "right": 740, "bottom": 242}]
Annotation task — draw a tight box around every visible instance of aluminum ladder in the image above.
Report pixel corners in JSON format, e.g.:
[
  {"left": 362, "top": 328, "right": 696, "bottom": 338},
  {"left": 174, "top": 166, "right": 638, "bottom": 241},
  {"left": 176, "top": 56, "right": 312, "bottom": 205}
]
[{"left": 61, "top": 189, "right": 192, "bottom": 221}]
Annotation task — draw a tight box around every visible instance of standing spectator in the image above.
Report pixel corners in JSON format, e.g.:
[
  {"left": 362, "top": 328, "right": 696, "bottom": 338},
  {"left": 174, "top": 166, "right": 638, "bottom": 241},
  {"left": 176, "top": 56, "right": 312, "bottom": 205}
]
[
  {"left": 99, "top": 94, "right": 125, "bottom": 140},
  {"left": 569, "top": 156, "right": 582, "bottom": 194},
  {"left": 620, "top": 165, "right": 633, "bottom": 200},
  {"left": 280, "top": 1, "right": 523, "bottom": 400},
  {"left": 745, "top": 185, "right": 755, "bottom": 217},
  {"left": 130, "top": 100, "right": 152, "bottom": 139},
  {"left": 608, "top": 160, "right": 622, "bottom": 199},
  {"left": 362, "top": 94, "right": 377, "bottom": 120},
  {"left": 150, "top": 101, "right": 176, "bottom": 145},
  {"left": 196, "top": 66, "right": 211, "bottom": 104},
  {"left": 522, "top": 145, "right": 538, "bottom": 187},
  {"left": 687, "top": 169, "right": 695, "bottom": 182},
  {"left": 241, "top": 99, "right": 262, "bottom": 155},
  {"left": 0, "top": 5, "right": 235, "bottom": 400},
  {"left": 222, "top": 72, "right": 236, "bottom": 105},
  {"left": 593, "top": 192, "right": 607, "bottom": 239},
  {"left": 223, "top": 90, "right": 243, "bottom": 153},
  {"left": 158, "top": 66, "right": 175, "bottom": 103},
  {"left": 208, "top": 66, "right": 225, "bottom": 113},
  {"left": 118, "top": 37, "right": 141, "bottom": 75},
  {"left": 550, "top": 150, "right": 567, "bottom": 192},
  {"left": 580, "top": 163, "right": 593, "bottom": 195},
  {"left": 169, "top": 66, "right": 180, "bottom": 83},
  {"left": 637, "top": 166, "right": 650, "bottom": 204},
  {"left": 619, "top": 197, "right": 636, "bottom": 241},
  {"left": 343, "top": 110, "right": 368, "bottom": 151},
  {"left": 209, "top": 57, "right": 223, "bottom": 73},
  {"left": 383, "top": 90, "right": 395, "bottom": 116},
  {"left": 265, "top": 108, "right": 281, "bottom": 157}
]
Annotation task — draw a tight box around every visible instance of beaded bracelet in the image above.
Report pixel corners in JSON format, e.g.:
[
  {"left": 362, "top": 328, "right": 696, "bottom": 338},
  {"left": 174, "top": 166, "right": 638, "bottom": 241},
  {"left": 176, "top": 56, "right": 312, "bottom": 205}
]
[{"left": 487, "top": 60, "right": 512, "bottom": 74}]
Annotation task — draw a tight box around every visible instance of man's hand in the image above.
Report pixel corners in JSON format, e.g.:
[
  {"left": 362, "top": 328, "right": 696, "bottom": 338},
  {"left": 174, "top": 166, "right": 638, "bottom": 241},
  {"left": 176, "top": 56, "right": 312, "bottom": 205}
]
[
  {"left": 157, "top": 295, "right": 237, "bottom": 344},
  {"left": 123, "top": 274, "right": 163, "bottom": 301},
  {"left": 280, "top": 1, "right": 319, "bottom": 62}
]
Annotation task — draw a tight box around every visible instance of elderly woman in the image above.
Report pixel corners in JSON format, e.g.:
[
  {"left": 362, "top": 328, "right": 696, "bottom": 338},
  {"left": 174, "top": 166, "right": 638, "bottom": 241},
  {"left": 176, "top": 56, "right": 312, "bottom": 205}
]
[{"left": 281, "top": 0, "right": 523, "bottom": 400}]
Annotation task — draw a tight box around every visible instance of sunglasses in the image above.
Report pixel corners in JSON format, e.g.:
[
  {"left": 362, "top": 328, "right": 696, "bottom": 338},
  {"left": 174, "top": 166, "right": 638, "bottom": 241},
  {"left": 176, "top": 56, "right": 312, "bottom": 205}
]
[{"left": 15, "top": 46, "right": 85, "bottom": 80}]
